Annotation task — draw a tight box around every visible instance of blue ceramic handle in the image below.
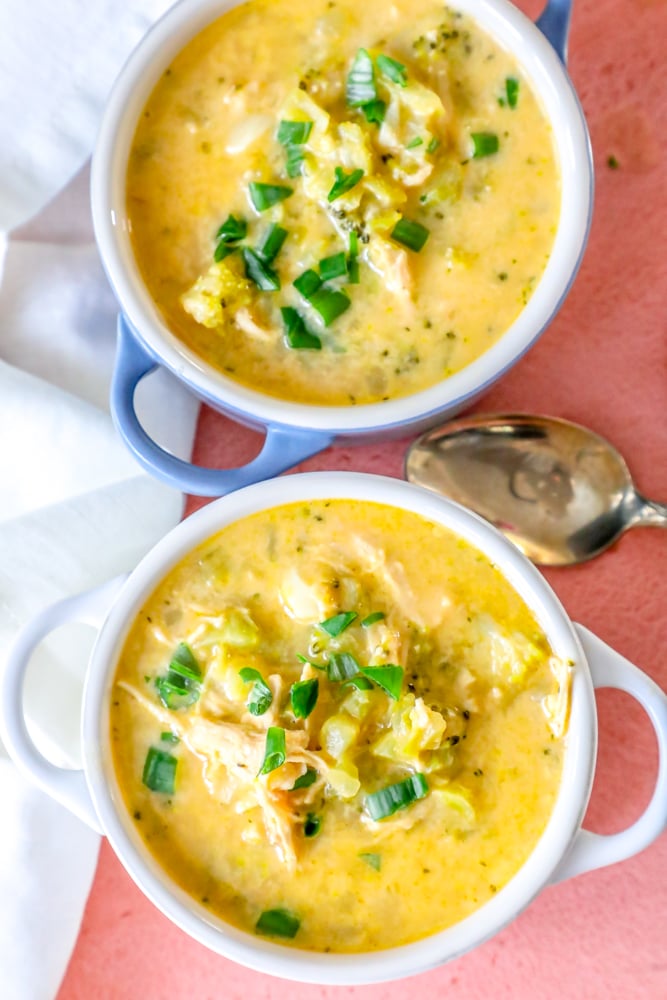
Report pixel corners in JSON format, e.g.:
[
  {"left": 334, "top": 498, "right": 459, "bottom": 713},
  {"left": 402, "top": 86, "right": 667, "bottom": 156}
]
[
  {"left": 536, "top": 0, "right": 573, "bottom": 62},
  {"left": 111, "top": 315, "right": 333, "bottom": 497}
]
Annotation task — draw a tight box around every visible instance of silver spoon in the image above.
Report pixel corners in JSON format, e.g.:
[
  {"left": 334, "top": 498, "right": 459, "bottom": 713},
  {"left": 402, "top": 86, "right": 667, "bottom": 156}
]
[{"left": 405, "top": 413, "right": 667, "bottom": 566}]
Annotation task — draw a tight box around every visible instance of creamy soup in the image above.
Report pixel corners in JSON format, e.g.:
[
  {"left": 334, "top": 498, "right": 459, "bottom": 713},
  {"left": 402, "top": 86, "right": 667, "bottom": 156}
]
[
  {"left": 111, "top": 500, "right": 570, "bottom": 952},
  {"left": 126, "top": 0, "right": 559, "bottom": 405}
]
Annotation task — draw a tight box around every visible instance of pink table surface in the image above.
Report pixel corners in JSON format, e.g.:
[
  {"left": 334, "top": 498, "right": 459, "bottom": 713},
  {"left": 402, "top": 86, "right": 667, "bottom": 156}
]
[{"left": 59, "top": 0, "right": 667, "bottom": 996}]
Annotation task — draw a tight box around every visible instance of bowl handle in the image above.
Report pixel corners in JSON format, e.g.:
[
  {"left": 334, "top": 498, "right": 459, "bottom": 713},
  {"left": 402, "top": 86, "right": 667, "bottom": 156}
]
[
  {"left": 111, "top": 315, "right": 334, "bottom": 497},
  {"left": 535, "top": 0, "right": 572, "bottom": 62},
  {"left": 550, "top": 624, "right": 667, "bottom": 883},
  {"left": 0, "top": 575, "right": 127, "bottom": 833}
]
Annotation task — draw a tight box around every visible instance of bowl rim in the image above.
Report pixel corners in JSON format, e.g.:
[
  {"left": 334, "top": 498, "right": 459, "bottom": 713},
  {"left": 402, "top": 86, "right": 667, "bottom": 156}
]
[
  {"left": 82, "top": 471, "right": 596, "bottom": 984},
  {"left": 91, "top": 0, "right": 594, "bottom": 434}
]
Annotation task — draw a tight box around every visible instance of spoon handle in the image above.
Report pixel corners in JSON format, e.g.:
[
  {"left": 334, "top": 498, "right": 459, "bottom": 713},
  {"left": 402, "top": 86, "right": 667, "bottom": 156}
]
[{"left": 633, "top": 497, "right": 667, "bottom": 529}]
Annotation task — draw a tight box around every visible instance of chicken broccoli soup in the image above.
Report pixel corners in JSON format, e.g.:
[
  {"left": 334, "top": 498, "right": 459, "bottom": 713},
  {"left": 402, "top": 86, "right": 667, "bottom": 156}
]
[
  {"left": 111, "top": 499, "right": 571, "bottom": 951},
  {"left": 126, "top": 0, "right": 560, "bottom": 405}
]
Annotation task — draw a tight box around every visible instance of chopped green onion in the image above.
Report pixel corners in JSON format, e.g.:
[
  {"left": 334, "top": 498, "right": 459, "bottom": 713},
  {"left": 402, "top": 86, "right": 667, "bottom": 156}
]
[
  {"left": 215, "top": 214, "right": 247, "bottom": 243},
  {"left": 328, "top": 166, "right": 364, "bottom": 203},
  {"left": 239, "top": 667, "right": 273, "bottom": 716},
  {"left": 242, "top": 248, "right": 281, "bottom": 291},
  {"left": 285, "top": 144, "right": 307, "bottom": 178},
  {"left": 390, "top": 217, "right": 430, "bottom": 253},
  {"left": 327, "top": 651, "right": 361, "bottom": 682},
  {"left": 248, "top": 182, "right": 293, "bottom": 212},
  {"left": 318, "top": 252, "right": 348, "bottom": 281},
  {"left": 293, "top": 269, "right": 322, "bottom": 299},
  {"left": 376, "top": 54, "right": 408, "bottom": 87},
  {"left": 471, "top": 132, "right": 499, "bottom": 158},
  {"left": 361, "top": 611, "right": 385, "bottom": 627},
  {"left": 426, "top": 136, "right": 440, "bottom": 155},
  {"left": 277, "top": 120, "right": 313, "bottom": 145},
  {"left": 160, "top": 731, "right": 180, "bottom": 745},
  {"left": 142, "top": 746, "right": 177, "bottom": 794},
  {"left": 362, "top": 99, "right": 386, "bottom": 125},
  {"left": 280, "top": 307, "right": 322, "bottom": 350},
  {"left": 359, "top": 852, "right": 381, "bottom": 871},
  {"left": 319, "top": 611, "right": 358, "bottom": 637},
  {"left": 310, "top": 286, "right": 351, "bottom": 325},
  {"left": 346, "top": 48, "right": 376, "bottom": 107},
  {"left": 155, "top": 643, "right": 202, "bottom": 710},
  {"left": 343, "top": 675, "right": 374, "bottom": 691},
  {"left": 347, "top": 231, "right": 360, "bottom": 284},
  {"left": 505, "top": 77, "right": 519, "bottom": 109},
  {"left": 258, "top": 224, "right": 287, "bottom": 264},
  {"left": 291, "top": 767, "right": 318, "bottom": 790},
  {"left": 406, "top": 136, "right": 423, "bottom": 150},
  {"left": 296, "top": 653, "right": 326, "bottom": 670},
  {"left": 213, "top": 242, "right": 238, "bottom": 263},
  {"left": 360, "top": 664, "right": 403, "bottom": 699},
  {"left": 258, "top": 726, "right": 286, "bottom": 775},
  {"left": 304, "top": 813, "right": 321, "bottom": 838},
  {"left": 290, "top": 678, "right": 319, "bottom": 718},
  {"left": 256, "top": 908, "right": 300, "bottom": 939},
  {"left": 365, "top": 773, "right": 429, "bottom": 821}
]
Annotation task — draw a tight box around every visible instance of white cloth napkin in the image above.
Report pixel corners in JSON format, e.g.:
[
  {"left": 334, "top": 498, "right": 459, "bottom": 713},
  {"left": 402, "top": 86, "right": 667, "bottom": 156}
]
[{"left": 0, "top": 2, "right": 196, "bottom": 997}]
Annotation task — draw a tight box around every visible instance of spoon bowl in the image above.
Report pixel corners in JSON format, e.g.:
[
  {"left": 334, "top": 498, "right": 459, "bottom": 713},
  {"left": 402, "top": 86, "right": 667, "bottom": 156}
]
[{"left": 405, "top": 414, "right": 667, "bottom": 566}]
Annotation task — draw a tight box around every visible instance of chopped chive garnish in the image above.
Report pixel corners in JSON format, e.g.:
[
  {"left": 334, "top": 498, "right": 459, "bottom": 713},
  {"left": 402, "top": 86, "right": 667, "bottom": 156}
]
[
  {"left": 319, "top": 252, "right": 348, "bottom": 281},
  {"left": 347, "top": 230, "right": 360, "bottom": 284},
  {"left": 285, "top": 144, "right": 306, "bottom": 178},
  {"left": 362, "top": 99, "right": 386, "bottom": 125},
  {"left": 505, "top": 77, "right": 519, "bottom": 109},
  {"left": 360, "top": 664, "right": 403, "bottom": 699},
  {"left": 296, "top": 653, "right": 326, "bottom": 670},
  {"left": 426, "top": 136, "right": 440, "bottom": 154},
  {"left": 391, "top": 217, "right": 430, "bottom": 253},
  {"left": 258, "top": 726, "right": 286, "bottom": 775},
  {"left": 327, "top": 651, "right": 361, "bottom": 682},
  {"left": 346, "top": 48, "right": 376, "bottom": 107},
  {"left": 304, "top": 813, "right": 321, "bottom": 838},
  {"left": 258, "top": 224, "right": 287, "bottom": 264},
  {"left": 242, "top": 248, "right": 281, "bottom": 291},
  {"left": 142, "top": 746, "right": 177, "bottom": 794},
  {"left": 406, "top": 136, "right": 423, "bottom": 150},
  {"left": 328, "top": 166, "right": 364, "bottom": 203},
  {"left": 365, "top": 773, "right": 429, "bottom": 821},
  {"left": 291, "top": 767, "right": 318, "bottom": 790},
  {"left": 239, "top": 667, "right": 273, "bottom": 716},
  {"left": 343, "top": 675, "right": 374, "bottom": 691},
  {"left": 471, "top": 132, "right": 499, "bottom": 158},
  {"left": 319, "top": 611, "right": 358, "bottom": 636},
  {"left": 160, "top": 731, "right": 180, "bottom": 745},
  {"left": 280, "top": 307, "right": 322, "bottom": 350},
  {"left": 215, "top": 214, "right": 247, "bottom": 248},
  {"left": 214, "top": 242, "right": 238, "bottom": 262},
  {"left": 376, "top": 54, "right": 408, "bottom": 87},
  {"left": 256, "top": 908, "right": 300, "bottom": 939},
  {"left": 248, "top": 182, "right": 293, "bottom": 212},
  {"left": 290, "top": 678, "right": 319, "bottom": 718},
  {"left": 310, "top": 286, "right": 351, "bottom": 325},
  {"left": 277, "top": 120, "right": 313, "bottom": 145},
  {"left": 361, "top": 611, "right": 385, "bottom": 627},
  {"left": 155, "top": 643, "right": 202, "bottom": 710},
  {"left": 293, "top": 269, "right": 322, "bottom": 298},
  {"left": 359, "top": 852, "right": 381, "bottom": 871}
]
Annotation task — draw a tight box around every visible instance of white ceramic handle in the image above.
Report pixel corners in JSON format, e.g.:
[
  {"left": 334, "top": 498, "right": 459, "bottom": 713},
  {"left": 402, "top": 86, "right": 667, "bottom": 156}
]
[
  {"left": 550, "top": 624, "right": 667, "bottom": 883},
  {"left": 0, "top": 576, "right": 127, "bottom": 832}
]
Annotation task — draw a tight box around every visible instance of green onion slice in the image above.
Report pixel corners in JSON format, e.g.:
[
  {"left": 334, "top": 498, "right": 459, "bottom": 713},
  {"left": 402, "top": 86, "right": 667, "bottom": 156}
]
[
  {"left": 359, "top": 851, "right": 381, "bottom": 871},
  {"left": 505, "top": 76, "right": 519, "bottom": 109},
  {"left": 376, "top": 54, "right": 408, "bottom": 87},
  {"left": 361, "top": 611, "right": 385, "bottom": 627},
  {"left": 319, "top": 611, "right": 358, "bottom": 636},
  {"left": 471, "top": 132, "right": 499, "bottom": 158},
  {"left": 258, "top": 224, "right": 287, "bottom": 264},
  {"left": 281, "top": 307, "right": 322, "bottom": 350},
  {"left": 426, "top": 136, "right": 440, "bottom": 154},
  {"left": 277, "top": 120, "right": 313, "bottom": 145},
  {"left": 258, "top": 726, "right": 287, "bottom": 776},
  {"left": 360, "top": 664, "right": 403, "bottom": 699},
  {"left": 318, "top": 251, "right": 348, "bottom": 281},
  {"left": 290, "top": 678, "right": 319, "bottom": 719},
  {"left": 239, "top": 667, "right": 273, "bottom": 716},
  {"left": 296, "top": 653, "right": 326, "bottom": 670},
  {"left": 362, "top": 99, "right": 386, "bottom": 125},
  {"left": 285, "top": 144, "right": 306, "bottom": 178},
  {"left": 293, "top": 269, "right": 322, "bottom": 299},
  {"left": 255, "top": 908, "right": 300, "bottom": 939},
  {"left": 390, "top": 217, "right": 430, "bottom": 253},
  {"left": 160, "top": 731, "right": 180, "bottom": 745},
  {"left": 215, "top": 214, "right": 247, "bottom": 243},
  {"left": 343, "top": 675, "right": 374, "bottom": 691},
  {"left": 291, "top": 767, "right": 318, "bottom": 790},
  {"left": 142, "top": 746, "right": 177, "bottom": 795},
  {"left": 327, "top": 651, "right": 361, "bottom": 682},
  {"left": 406, "top": 136, "right": 423, "bottom": 150},
  {"left": 304, "top": 813, "right": 321, "bottom": 838},
  {"left": 214, "top": 242, "right": 238, "bottom": 263},
  {"left": 347, "top": 230, "right": 360, "bottom": 284},
  {"left": 365, "top": 773, "right": 429, "bottom": 821},
  {"left": 328, "top": 166, "right": 364, "bottom": 203},
  {"left": 248, "top": 182, "right": 293, "bottom": 212},
  {"left": 310, "top": 286, "right": 351, "bottom": 325},
  {"left": 155, "top": 643, "right": 202, "bottom": 710},
  {"left": 242, "top": 248, "right": 281, "bottom": 291},
  {"left": 346, "top": 48, "right": 376, "bottom": 107}
]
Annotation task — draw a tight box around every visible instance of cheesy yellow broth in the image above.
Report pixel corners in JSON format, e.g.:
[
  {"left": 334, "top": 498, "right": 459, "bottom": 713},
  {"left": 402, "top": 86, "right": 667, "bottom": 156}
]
[
  {"left": 111, "top": 500, "right": 570, "bottom": 952},
  {"left": 126, "top": 0, "right": 559, "bottom": 405}
]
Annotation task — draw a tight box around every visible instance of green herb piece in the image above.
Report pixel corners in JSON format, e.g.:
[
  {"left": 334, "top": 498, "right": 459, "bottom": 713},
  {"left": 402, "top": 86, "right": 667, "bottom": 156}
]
[
  {"left": 242, "top": 248, "right": 281, "bottom": 291},
  {"left": 426, "top": 136, "right": 440, "bottom": 154},
  {"left": 258, "top": 224, "right": 287, "bottom": 264},
  {"left": 343, "top": 675, "right": 374, "bottom": 691},
  {"left": 359, "top": 852, "right": 381, "bottom": 871},
  {"left": 280, "top": 307, "right": 322, "bottom": 350},
  {"left": 258, "top": 726, "right": 286, "bottom": 775},
  {"left": 160, "top": 732, "right": 180, "bottom": 745},
  {"left": 347, "top": 230, "right": 360, "bottom": 284},
  {"left": 296, "top": 653, "right": 326, "bottom": 670},
  {"left": 142, "top": 746, "right": 177, "bottom": 794},
  {"left": 256, "top": 908, "right": 300, "bottom": 939},
  {"left": 505, "top": 76, "right": 519, "bottom": 109},
  {"left": 239, "top": 667, "right": 273, "bottom": 716},
  {"left": 290, "top": 678, "right": 319, "bottom": 718},
  {"left": 328, "top": 166, "right": 364, "bottom": 203},
  {"left": 319, "top": 611, "right": 358, "bottom": 637},
  {"left": 406, "top": 136, "right": 423, "bottom": 150},
  {"left": 285, "top": 144, "right": 306, "bottom": 178},
  {"left": 214, "top": 242, "right": 238, "bottom": 263},
  {"left": 607, "top": 154, "right": 620, "bottom": 170},
  {"left": 346, "top": 48, "right": 376, "bottom": 107},
  {"left": 376, "top": 54, "right": 408, "bottom": 87},
  {"left": 293, "top": 269, "right": 322, "bottom": 299},
  {"left": 291, "top": 767, "right": 318, "bottom": 790},
  {"left": 390, "top": 217, "right": 430, "bottom": 253},
  {"left": 361, "top": 611, "right": 385, "bottom": 627},
  {"left": 155, "top": 643, "right": 202, "bottom": 710},
  {"left": 310, "top": 286, "right": 351, "bottom": 325},
  {"left": 214, "top": 214, "right": 247, "bottom": 259},
  {"left": 362, "top": 99, "right": 386, "bottom": 125},
  {"left": 360, "top": 664, "right": 403, "bottom": 699},
  {"left": 327, "top": 651, "right": 361, "bottom": 682},
  {"left": 319, "top": 251, "right": 348, "bottom": 281},
  {"left": 248, "top": 182, "right": 293, "bottom": 212},
  {"left": 471, "top": 132, "right": 499, "bottom": 158},
  {"left": 304, "top": 813, "right": 321, "bottom": 838},
  {"left": 365, "top": 773, "right": 429, "bottom": 821},
  {"left": 277, "top": 120, "right": 313, "bottom": 146}
]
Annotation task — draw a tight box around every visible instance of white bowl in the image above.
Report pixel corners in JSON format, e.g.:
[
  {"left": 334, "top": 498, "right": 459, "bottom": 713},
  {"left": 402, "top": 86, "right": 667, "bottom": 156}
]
[
  {"left": 91, "top": 0, "right": 593, "bottom": 496},
  {"left": 2, "top": 473, "right": 665, "bottom": 985}
]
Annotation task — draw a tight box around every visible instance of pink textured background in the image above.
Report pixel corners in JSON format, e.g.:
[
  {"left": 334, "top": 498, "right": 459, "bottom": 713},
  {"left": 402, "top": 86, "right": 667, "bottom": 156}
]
[{"left": 59, "top": 1, "right": 667, "bottom": 997}]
